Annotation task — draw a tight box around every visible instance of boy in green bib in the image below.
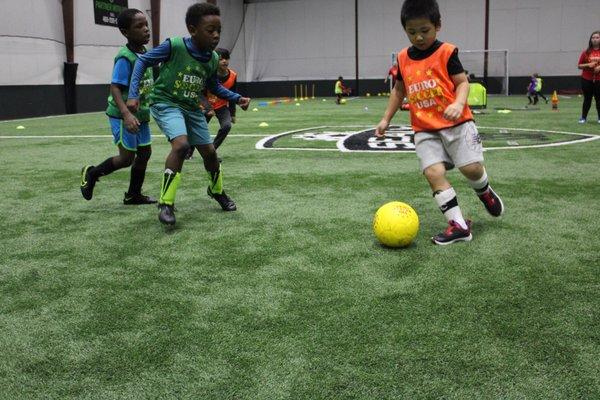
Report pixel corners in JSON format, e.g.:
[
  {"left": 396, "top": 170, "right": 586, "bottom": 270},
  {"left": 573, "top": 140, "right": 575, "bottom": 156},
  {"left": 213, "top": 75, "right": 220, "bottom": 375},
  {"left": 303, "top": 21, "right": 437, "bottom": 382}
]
[
  {"left": 127, "top": 3, "right": 250, "bottom": 225},
  {"left": 80, "top": 9, "right": 156, "bottom": 205}
]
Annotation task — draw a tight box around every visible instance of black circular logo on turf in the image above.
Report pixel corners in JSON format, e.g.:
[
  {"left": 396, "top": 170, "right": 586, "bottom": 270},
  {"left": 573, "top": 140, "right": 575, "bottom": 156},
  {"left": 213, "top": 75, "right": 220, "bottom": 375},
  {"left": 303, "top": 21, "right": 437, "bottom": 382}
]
[{"left": 340, "top": 125, "right": 415, "bottom": 152}]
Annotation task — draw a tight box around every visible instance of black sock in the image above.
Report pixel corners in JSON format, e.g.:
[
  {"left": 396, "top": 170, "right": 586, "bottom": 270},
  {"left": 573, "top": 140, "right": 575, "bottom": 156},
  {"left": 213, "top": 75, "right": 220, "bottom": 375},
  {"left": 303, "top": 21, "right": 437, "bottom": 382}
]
[
  {"left": 127, "top": 167, "right": 146, "bottom": 195},
  {"left": 90, "top": 157, "right": 117, "bottom": 180}
]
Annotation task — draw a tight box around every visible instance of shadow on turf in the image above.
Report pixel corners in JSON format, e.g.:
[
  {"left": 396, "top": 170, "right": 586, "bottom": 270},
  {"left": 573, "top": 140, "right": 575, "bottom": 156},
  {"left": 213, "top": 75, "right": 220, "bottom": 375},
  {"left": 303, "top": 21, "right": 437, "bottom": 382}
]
[{"left": 374, "top": 240, "right": 419, "bottom": 251}]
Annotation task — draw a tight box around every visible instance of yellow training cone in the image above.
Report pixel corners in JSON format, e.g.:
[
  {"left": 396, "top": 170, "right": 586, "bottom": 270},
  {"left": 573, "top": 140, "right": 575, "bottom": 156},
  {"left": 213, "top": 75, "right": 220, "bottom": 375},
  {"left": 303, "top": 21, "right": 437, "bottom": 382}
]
[{"left": 259, "top": 122, "right": 269, "bottom": 127}]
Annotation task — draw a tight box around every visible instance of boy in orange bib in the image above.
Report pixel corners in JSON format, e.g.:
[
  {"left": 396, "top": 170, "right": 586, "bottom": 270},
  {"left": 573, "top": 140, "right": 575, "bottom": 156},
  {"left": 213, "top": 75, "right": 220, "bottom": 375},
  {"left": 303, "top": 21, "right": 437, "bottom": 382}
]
[
  {"left": 205, "top": 48, "right": 238, "bottom": 150},
  {"left": 375, "top": 0, "right": 504, "bottom": 245}
]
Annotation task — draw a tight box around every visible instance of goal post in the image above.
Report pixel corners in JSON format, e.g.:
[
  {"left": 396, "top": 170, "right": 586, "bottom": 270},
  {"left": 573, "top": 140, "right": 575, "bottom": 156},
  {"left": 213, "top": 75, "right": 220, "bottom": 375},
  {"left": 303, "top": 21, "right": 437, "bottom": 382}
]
[
  {"left": 461, "top": 49, "right": 509, "bottom": 96},
  {"left": 389, "top": 49, "right": 509, "bottom": 95}
]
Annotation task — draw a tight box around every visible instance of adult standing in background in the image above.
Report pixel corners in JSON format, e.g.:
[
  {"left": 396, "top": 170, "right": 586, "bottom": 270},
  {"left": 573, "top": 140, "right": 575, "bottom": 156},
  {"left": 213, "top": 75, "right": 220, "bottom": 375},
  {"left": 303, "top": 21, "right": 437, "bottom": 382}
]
[{"left": 577, "top": 31, "right": 600, "bottom": 124}]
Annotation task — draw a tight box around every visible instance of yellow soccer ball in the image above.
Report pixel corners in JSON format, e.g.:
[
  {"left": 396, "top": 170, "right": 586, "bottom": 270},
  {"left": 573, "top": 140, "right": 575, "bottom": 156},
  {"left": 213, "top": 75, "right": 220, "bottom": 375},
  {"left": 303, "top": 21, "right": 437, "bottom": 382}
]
[{"left": 373, "top": 202, "right": 419, "bottom": 247}]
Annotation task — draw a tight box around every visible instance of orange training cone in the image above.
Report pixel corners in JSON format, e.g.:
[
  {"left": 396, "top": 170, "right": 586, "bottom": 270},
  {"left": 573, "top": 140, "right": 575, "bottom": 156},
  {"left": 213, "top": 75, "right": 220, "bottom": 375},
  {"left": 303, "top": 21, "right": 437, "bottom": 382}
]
[{"left": 551, "top": 90, "right": 558, "bottom": 111}]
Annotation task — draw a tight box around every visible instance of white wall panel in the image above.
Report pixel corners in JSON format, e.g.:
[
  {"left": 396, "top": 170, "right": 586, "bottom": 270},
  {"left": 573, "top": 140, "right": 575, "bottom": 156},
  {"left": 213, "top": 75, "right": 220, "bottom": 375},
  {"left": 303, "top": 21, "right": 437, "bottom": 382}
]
[
  {"left": 74, "top": 0, "right": 151, "bottom": 84},
  {"left": 0, "top": 0, "right": 65, "bottom": 84},
  {"left": 0, "top": 0, "right": 64, "bottom": 41},
  {"left": 0, "top": 38, "right": 65, "bottom": 85},
  {"left": 161, "top": 0, "right": 198, "bottom": 39},
  {"left": 239, "top": 0, "right": 355, "bottom": 81},
  {"left": 1, "top": 0, "right": 599, "bottom": 85},
  {"left": 490, "top": 1, "right": 600, "bottom": 76}
]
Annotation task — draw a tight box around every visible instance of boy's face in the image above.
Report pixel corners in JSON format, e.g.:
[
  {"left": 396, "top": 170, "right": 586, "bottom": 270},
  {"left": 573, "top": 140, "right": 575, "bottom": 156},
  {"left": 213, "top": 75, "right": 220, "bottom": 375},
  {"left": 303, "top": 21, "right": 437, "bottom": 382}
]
[
  {"left": 218, "top": 56, "right": 229, "bottom": 70},
  {"left": 404, "top": 18, "right": 440, "bottom": 51},
  {"left": 188, "top": 15, "right": 221, "bottom": 51},
  {"left": 125, "top": 13, "right": 150, "bottom": 46}
]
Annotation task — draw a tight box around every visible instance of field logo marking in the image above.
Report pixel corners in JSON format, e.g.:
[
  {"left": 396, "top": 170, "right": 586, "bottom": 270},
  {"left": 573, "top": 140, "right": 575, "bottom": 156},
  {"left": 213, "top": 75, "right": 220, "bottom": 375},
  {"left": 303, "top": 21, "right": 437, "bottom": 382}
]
[{"left": 257, "top": 125, "right": 600, "bottom": 152}]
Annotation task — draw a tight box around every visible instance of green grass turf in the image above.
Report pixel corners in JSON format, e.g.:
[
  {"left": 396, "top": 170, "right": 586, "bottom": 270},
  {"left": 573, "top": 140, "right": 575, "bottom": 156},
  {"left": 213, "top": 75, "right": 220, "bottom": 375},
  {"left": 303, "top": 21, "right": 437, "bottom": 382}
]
[{"left": 0, "top": 95, "right": 599, "bottom": 399}]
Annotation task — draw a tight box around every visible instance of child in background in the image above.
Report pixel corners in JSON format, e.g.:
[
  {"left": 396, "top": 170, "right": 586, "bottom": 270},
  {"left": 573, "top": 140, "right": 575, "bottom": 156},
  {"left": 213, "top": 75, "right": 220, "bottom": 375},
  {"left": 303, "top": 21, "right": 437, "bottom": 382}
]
[
  {"left": 526, "top": 74, "right": 538, "bottom": 105},
  {"left": 127, "top": 3, "right": 250, "bottom": 226},
  {"left": 375, "top": 0, "right": 504, "bottom": 245},
  {"left": 534, "top": 73, "right": 548, "bottom": 104},
  {"left": 80, "top": 8, "right": 156, "bottom": 205},
  {"left": 335, "top": 76, "right": 344, "bottom": 104},
  {"left": 206, "top": 48, "right": 238, "bottom": 150}
]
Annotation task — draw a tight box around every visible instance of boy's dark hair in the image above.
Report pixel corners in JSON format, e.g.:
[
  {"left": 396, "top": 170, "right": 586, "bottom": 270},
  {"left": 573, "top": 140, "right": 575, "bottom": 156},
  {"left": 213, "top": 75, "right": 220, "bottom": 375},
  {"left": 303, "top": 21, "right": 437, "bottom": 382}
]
[
  {"left": 117, "top": 8, "right": 144, "bottom": 32},
  {"left": 338, "top": 76, "right": 343, "bottom": 80},
  {"left": 186, "top": 2, "right": 220, "bottom": 27},
  {"left": 216, "top": 48, "right": 230, "bottom": 59},
  {"left": 586, "top": 30, "right": 600, "bottom": 55},
  {"left": 400, "top": 0, "right": 441, "bottom": 28}
]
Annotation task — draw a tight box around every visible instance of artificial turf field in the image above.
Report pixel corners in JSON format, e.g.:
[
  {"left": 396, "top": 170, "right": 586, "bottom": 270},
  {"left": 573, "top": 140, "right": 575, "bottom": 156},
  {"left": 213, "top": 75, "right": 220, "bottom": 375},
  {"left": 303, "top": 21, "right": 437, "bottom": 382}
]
[{"left": 0, "top": 95, "right": 599, "bottom": 399}]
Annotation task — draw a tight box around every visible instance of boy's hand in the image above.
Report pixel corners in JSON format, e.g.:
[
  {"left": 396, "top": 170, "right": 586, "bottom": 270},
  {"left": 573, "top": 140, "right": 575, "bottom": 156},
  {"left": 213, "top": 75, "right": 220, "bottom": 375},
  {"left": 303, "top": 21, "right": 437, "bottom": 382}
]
[
  {"left": 443, "top": 102, "right": 464, "bottom": 121},
  {"left": 123, "top": 112, "right": 140, "bottom": 133},
  {"left": 206, "top": 109, "right": 215, "bottom": 118},
  {"left": 126, "top": 99, "right": 139, "bottom": 114},
  {"left": 231, "top": 116, "right": 236, "bottom": 124},
  {"left": 238, "top": 97, "right": 251, "bottom": 111},
  {"left": 375, "top": 119, "right": 389, "bottom": 138}
]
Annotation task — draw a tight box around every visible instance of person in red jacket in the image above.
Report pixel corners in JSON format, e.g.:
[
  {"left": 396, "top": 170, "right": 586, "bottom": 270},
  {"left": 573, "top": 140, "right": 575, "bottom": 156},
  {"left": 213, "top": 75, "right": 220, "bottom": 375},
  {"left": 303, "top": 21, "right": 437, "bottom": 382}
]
[{"left": 577, "top": 31, "right": 600, "bottom": 123}]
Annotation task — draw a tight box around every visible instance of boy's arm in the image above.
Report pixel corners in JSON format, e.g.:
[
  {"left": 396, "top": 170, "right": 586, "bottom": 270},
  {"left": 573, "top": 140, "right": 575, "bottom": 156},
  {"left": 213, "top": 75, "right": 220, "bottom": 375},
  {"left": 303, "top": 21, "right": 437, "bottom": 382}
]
[
  {"left": 206, "top": 74, "right": 250, "bottom": 110},
  {"left": 127, "top": 40, "right": 171, "bottom": 112},
  {"left": 228, "top": 77, "right": 237, "bottom": 121},
  {"left": 111, "top": 84, "right": 140, "bottom": 132},
  {"left": 110, "top": 58, "right": 140, "bottom": 132},
  {"left": 443, "top": 73, "right": 469, "bottom": 121},
  {"left": 199, "top": 92, "right": 214, "bottom": 117},
  {"left": 375, "top": 80, "right": 405, "bottom": 137}
]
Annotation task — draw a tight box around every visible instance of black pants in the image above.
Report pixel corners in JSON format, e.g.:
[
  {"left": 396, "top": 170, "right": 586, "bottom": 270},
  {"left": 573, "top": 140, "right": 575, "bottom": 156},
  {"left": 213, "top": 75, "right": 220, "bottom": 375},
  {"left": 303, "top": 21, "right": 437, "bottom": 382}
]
[
  {"left": 535, "top": 91, "right": 547, "bottom": 102},
  {"left": 206, "top": 107, "right": 233, "bottom": 149},
  {"left": 581, "top": 78, "right": 600, "bottom": 120}
]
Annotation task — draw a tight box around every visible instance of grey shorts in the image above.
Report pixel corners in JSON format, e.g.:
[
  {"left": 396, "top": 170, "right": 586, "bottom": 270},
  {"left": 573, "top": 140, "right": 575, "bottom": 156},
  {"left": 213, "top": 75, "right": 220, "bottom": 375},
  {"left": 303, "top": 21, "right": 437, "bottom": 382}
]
[{"left": 414, "top": 121, "right": 484, "bottom": 172}]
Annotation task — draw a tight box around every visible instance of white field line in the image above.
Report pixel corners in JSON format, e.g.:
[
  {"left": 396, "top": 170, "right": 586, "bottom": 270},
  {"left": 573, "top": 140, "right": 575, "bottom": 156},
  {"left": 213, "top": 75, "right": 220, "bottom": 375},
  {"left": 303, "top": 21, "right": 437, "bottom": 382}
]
[{"left": 0, "top": 134, "right": 270, "bottom": 139}]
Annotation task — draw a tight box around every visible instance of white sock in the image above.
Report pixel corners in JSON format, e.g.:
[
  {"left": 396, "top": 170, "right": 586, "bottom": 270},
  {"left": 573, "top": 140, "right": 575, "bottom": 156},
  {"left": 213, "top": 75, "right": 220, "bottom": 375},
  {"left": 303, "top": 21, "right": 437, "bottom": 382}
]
[
  {"left": 467, "top": 169, "right": 489, "bottom": 195},
  {"left": 434, "top": 187, "right": 468, "bottom": 230}
]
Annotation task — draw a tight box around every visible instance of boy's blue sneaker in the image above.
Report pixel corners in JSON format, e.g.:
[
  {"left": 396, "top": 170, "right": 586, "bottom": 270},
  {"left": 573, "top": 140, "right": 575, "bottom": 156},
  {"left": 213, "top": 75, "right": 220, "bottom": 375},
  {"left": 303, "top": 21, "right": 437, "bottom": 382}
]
[
  {"left": 432, "top": 220, "right": 472, "bottom": 245},
  {"left": 578, "top": 118, "right": 586, "bottom": 124},
  {"left": 158, "top": 203, "right": 176, "bottom": 225},
  {"left": 80, "top": 165, "right": 97, "bottom": 201},
  {"left": 207, "top": 187, "right": 237, "bottom": 211}
]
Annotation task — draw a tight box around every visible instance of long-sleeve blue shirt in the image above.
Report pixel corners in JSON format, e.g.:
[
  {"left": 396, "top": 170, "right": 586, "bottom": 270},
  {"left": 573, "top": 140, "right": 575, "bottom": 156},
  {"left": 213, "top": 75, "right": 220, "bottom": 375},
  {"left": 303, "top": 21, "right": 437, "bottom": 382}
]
[{"left": 128, "top": 37, "right": 241, "bottom": 104}]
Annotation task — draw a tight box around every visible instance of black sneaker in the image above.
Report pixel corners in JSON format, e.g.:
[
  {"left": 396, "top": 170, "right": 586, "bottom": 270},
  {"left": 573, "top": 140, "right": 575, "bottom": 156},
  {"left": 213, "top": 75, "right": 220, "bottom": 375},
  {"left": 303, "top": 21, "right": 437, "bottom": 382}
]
[
  {"left": 123, "top": 192, "right": 158, "bottom": 205},
  {"left": 158, "top": 203, "right": 176, "bottom": 225},
  {"left": 207, "top": 187, "right": 237, "bottom": 211},
  {"left": 80, "top": 165, "right": 97, "bottom": 200},
  {"left": 478, "top": 187, "right": 504, "bottom": 217},
  {"left": 432, "top": 220, "right": 472, "bottom": 245}
]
